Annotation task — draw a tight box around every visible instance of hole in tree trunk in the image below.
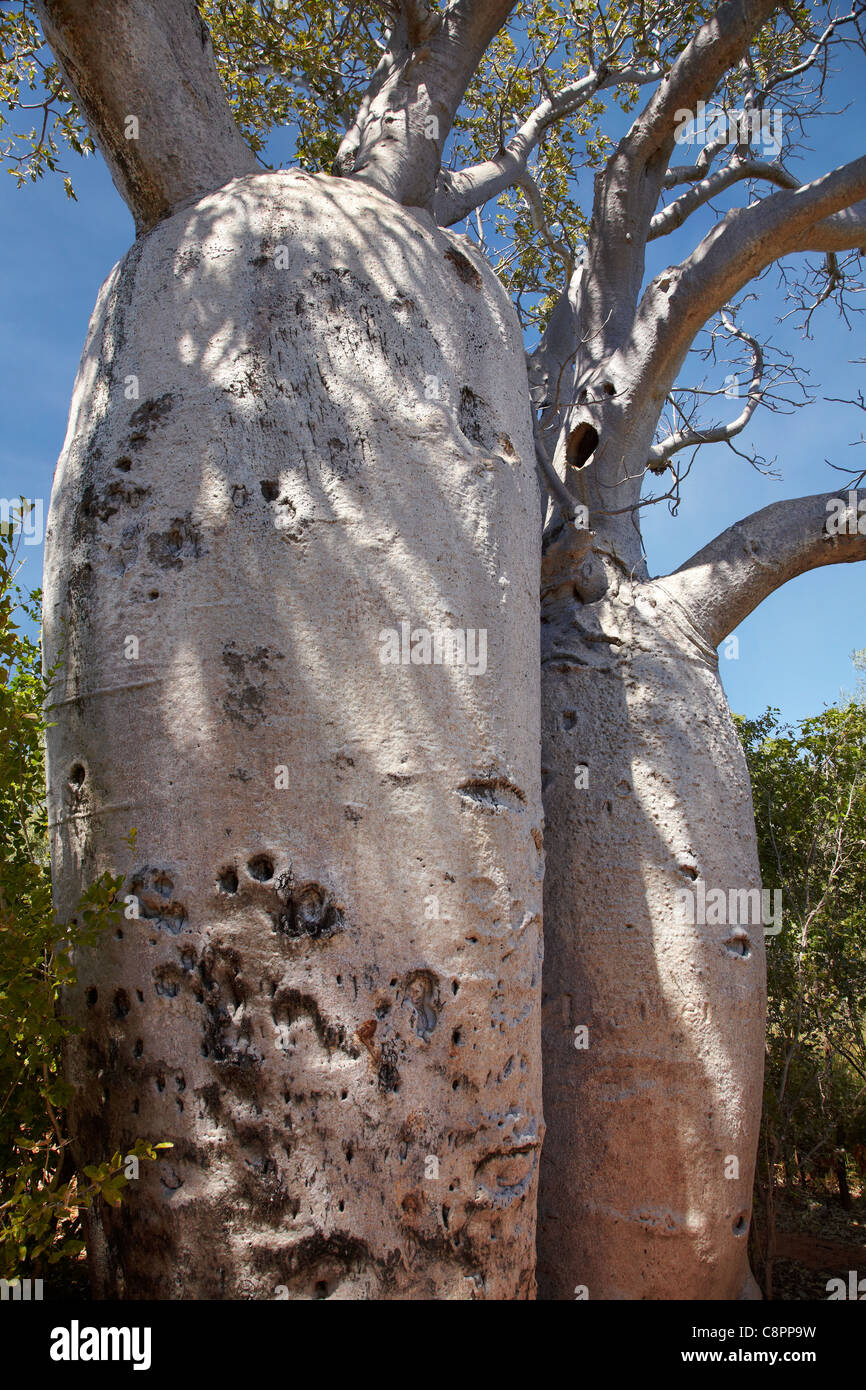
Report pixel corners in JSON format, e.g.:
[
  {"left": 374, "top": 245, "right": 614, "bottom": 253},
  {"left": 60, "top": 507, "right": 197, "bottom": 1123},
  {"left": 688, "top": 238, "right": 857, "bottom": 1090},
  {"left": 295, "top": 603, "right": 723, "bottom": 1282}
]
[
  {"left": 248, "top": 854, "right": 275, "bottom": 881},
  {"left": 566, "top": 422, "right": 599, "bottom": 469}
]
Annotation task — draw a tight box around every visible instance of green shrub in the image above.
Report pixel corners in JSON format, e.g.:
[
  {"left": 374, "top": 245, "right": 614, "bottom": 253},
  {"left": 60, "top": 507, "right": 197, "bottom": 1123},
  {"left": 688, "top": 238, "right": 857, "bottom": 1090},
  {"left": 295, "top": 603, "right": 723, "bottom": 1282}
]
[{"left": 0, "top": 507, "right": 167, "bottom": 1283}]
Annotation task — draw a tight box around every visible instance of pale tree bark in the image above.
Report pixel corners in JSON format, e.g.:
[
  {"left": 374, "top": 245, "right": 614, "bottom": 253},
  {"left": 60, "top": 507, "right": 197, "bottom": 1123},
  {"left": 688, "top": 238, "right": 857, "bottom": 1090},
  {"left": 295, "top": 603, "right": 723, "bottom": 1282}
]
[
  {"left": 666, "top": 492, "right": 866, "bottom": 646},
  {"left": 526, "top": 0, "right": 866, "bottom": 1299},
  {"left": 334, "top": 0, "right": 519, "bottom": 210},
  {"left": 32, "top": 0, "right": 866, "bottom": 1304},
  {"left": 40, "top": 1, "right": 544, "bottom": 1300}
]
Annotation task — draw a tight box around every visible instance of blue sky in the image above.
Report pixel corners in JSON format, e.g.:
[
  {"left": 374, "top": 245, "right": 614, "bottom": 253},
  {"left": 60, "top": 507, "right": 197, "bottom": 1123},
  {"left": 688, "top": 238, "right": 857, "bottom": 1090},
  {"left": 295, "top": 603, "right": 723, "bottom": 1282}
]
[{"left": 0, "top": 45, "right": 863, "bottom": 725}]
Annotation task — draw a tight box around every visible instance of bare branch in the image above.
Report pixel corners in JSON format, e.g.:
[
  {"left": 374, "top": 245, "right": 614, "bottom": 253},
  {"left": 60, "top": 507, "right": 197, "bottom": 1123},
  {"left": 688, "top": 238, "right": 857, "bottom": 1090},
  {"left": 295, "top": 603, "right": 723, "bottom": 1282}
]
[
  {"left": 627, "top": 157, "right": 866, "bottom": 415},
  {"left": 664, "top": 491, "right": 866, "bottom": 647},
  {"left": 557, "top": 0, "right": 782, "bottom": 403},
  {"left": 649, "top": 156, "right": 799, "bottom": 240},
  {"left": 762, "top": 4, "right": 866, "bottom": 96},
  {"left": 534, "top": 413, "right": 584, "bottom": 525},
  {"left": 647, "top": 314, "right": 764, "bottom": 468},
  {"left": 517, "top": 171, "right": 575, "bottom": 274},
  {"left": 801, "top": 199, "right": 866, "bottom": 253},
  {"left": 34, "top": 0, "right": 257, "bottom": 232},
  {"left": 664, "top": 137, "right": 731, "bottom": 187},
  {"left": 621, "top": 0, "right": 778, "bottom": 166}
]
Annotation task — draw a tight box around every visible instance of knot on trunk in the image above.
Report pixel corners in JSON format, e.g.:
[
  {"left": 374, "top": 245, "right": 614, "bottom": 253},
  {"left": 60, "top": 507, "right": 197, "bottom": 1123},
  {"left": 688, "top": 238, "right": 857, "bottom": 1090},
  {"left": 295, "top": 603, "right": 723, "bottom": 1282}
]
[{"left": 542, "top": 521, "right": 608, "bottom": 605}]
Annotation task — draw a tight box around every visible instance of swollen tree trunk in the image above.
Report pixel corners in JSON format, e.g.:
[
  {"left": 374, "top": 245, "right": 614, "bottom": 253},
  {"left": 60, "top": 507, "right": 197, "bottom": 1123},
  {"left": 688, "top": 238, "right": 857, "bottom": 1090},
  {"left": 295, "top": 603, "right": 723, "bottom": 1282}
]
[
  {"left": 537, "top": 560, "right": 766, "bottom": 1299},
  {"left": 43, "top": 170, "right": 544, "bottom": 1299},
  {"left": 535, "top": 480, "right": 866, "bottom": 1298}
]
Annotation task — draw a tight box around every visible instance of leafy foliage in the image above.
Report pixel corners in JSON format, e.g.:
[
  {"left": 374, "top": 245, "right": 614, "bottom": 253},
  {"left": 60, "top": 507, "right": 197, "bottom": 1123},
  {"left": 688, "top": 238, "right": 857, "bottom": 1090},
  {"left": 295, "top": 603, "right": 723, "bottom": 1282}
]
[
  {"left": 737, "top": 697, "right": 866, "bottom": 1288},
  {"left": 202, "top": 1, "right": 388, "bottom": 170},
  {"left": 0, "top": 512, "right": 168, "bottom": 1282},
  {"left": 0, "top": 0, "right": 820, "bottom": 313},
  {"left": 0, "top": 1, "right": 92, "bottom": 197}
]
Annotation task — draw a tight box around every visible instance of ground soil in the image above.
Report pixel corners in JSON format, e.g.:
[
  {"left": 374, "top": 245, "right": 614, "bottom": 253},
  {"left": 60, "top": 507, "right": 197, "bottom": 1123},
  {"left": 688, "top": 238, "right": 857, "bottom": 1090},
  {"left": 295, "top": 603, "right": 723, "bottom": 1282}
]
[{"left": 756, "top": 1185, "right": 866, "bottom": 1300}]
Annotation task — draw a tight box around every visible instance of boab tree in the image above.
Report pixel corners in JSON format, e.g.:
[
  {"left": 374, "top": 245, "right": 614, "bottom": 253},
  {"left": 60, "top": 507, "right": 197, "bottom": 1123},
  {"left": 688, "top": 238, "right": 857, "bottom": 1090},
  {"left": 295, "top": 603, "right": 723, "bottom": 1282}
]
[{"left": 4, "top": 0, "right": 866, "bottom": 1298}]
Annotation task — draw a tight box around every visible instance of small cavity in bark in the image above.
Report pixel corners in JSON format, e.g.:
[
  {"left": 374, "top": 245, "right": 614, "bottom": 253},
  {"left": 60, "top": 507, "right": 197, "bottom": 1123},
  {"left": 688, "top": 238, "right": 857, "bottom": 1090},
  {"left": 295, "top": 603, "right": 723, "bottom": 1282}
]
[
  {"left": 248, "top": 854, "right": 275, "bottom": 882},
  {"left": 271, "top": 875, "right": 345, "bottom": 942},
  {"left": 218, "top": 867, "right": 239, "bottom": 894},
  {"left": 402, "top": 969, "right": 439, "bottom": 1040},
  {"left": 458, "top": 776, "right": 526, "bottom": 813},
  {"left": 725, "top": 932, "right": 751, "bottom": 959},
  {"left": 153, "top": 963, "right": 183, "bottom": 997}
]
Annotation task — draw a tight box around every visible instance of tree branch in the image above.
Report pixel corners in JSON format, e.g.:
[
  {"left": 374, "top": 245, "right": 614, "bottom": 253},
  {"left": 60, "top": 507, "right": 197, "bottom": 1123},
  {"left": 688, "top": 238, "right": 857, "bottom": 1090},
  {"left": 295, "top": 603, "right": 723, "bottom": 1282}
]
[
  {"left": 433, "top": 64, "right": 659, "bottom": 226},
  {"left": 335, "top": 0, "right": 518, "bottom": 210},
  {"left": 35, "top": 0, "right": 257, "bottom": 233},
  {"left": 648, "top": 156, "right": 799, "bottom": 240},
  {"left": 664, "top": 490, "right": 866, "bottom": 647},
  {"left": 664, "top": 136, "right": 730, "bottom": 188},
  {"left": 624, "top": 156, "right": 866, "bottom": 423},
  {"left": 553, "top": 0, "right": 782, "bottom": 408},
  {"left": 647, "top": 315, "right": 764, "bottom": 469},
  {"left": 802, "top": 200, "right": 866, "bottom": 253},
  {"left": 621, "top": 0, "right": 778, "bottom": 167}
]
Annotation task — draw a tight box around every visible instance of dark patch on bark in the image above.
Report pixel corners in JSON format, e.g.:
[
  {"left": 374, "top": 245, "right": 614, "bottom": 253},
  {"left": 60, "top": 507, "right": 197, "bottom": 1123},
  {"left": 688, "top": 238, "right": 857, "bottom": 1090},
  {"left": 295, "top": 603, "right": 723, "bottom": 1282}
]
[
  {"left": 173, "top": 246, "right": 202, "bottom": 276},
  {"left": 128, "top": 393, "right": 174, "bottom": 447},
  {"left": 261, "top": 1230, "right": 377, "bottom": 1297},
  {"left": 65, "top": 561, "right": 94, "bottom": 615},
  {"left": 197, "top": 942, "right": 258, "bottom": 1067},
  {"left": 444, "top": 245, "right": 482, "bottom": 289},
  {"left": 129, "top": 867, "right": 187, "bottom": 934},
  {"left": 270, "top": 872, "right": 345, "bottom": 942},
  {"left": 147, "top": 513, "right": 204, "bottom": 570},
  {"left": 221, "top": 642, "right": 283, "bottom": 727},
  {"left": 81, "top": 478, "right": 149, "bottom": 522},
  {"left": 377, "top": 1039, "right": 402, "bottom": 1092},
  {"left": 458, "top": 385, "right": 500, "bottom": 453},
  {"left": 270, "top": 985, "right": 347, "bottom": 1055}
]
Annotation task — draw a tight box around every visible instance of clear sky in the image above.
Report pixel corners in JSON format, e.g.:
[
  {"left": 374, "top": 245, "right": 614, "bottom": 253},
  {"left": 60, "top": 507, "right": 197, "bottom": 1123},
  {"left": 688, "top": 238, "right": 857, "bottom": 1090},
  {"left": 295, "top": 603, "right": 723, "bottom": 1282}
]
[{"left": 1, "top": 42, "right": 863, "bottom": 725}]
